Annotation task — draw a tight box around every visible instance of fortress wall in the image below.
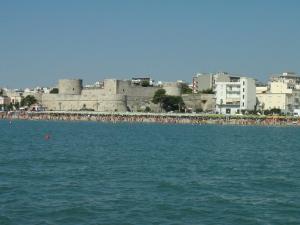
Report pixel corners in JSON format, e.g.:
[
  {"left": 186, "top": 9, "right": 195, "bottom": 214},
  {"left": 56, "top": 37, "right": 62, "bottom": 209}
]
[
  {"left": 42, "top": 93, "right": 127, "bottom": 112},
  {"left": 81, "top": 88, "right": 106, "bottom": 98},
  {"left": 126, "top": 96, "right": 152, "bottom": 112},
  {"left": 115, "top": 80, "right": 131, "bottom": 95},
  {"left": 42, "top": 94, "right": 81, "bottom": 111},
  {"left": 103, "top": 79, "right": 118, "bottom": 94},
  {"left": 162, "top": 82, "right": 182, "bottom": 96},
  {"left": 111, "top": 80, "right": 159, "bottom": 111},
  {"left": 182, "top": 93, "right": 215, "bottom": 112},
  {"left": 116, "top": 80, "right": 159, "bottom": 96},
  {"left": 127, "top": 86, "right": 159, "bottom": 97},
  {"left": 23, "top": 92, "right": 43, "bottom": 102},
  {"left": 128, "top": 87, "right": 158, "bottom": 97},
  {"left": 125, "top": 96, "right": 162, "bottom": 112},
  {"left": 97, "top": 94, "right": 127, "bottom": 112}
]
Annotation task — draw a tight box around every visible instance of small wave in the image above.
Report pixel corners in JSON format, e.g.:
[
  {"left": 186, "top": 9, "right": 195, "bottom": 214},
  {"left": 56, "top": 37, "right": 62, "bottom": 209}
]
[
  {"left": 156, "top": 180, "right": 185, "bottom": 192},
  {"left": 0, "top": 215, "right": 12, "bottom": 225}
]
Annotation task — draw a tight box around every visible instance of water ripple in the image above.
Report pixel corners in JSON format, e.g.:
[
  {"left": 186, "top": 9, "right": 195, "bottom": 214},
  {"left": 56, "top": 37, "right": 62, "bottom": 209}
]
[{"left": 0, "top": 121, "right": 299, "bottom": 224}]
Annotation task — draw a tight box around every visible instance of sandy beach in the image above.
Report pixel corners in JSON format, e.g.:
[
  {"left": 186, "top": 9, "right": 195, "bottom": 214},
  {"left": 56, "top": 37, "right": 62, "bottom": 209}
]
[{"left": 1, "top": 111, "right": 300, "bottom": 126}]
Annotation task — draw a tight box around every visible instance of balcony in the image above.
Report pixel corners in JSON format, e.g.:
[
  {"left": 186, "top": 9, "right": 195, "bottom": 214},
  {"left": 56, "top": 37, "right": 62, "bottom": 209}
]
[
  {"left": 226, "top": 87, "right": 240, "bottom": 93},
  {"left": 226, "top": 97, "right": 240, "bottom": 102},
  {"left": 217, "top": 100, "right": 240, "bottom": 106},
  {"left": 225, "top": 101, "right": 240, "bottom": 106}
]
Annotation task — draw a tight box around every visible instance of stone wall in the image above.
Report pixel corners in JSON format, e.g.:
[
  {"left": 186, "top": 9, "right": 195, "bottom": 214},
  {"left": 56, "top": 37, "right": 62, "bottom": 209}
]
[
  {"left": 103, "top": 79, "right": 118, "bottom": 94},
  {"left": 182, "top": 93, "right": 216, "bottom": 112},
  {"left": 114, "top": 80, "right": 160, "bottom": 111},
  {"left": 163, "top": 82, "right": 182, "bottom": 96},
  {"left": 116, "top": 80, "right": 159, "bottom": 96},
  {"left": 23, "top": 92, "right": 43, "bottom": 103},
  {"left": 42, "top": 90, "right": 127, "bottom": 112}
]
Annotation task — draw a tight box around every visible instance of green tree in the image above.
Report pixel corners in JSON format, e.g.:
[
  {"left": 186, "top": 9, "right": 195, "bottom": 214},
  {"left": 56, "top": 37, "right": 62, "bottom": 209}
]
[
  {"left": 264, "top": 108, "right": 282, "bottom": 115},
  {"left": 50, "top": 88, "right": 59, "bottom": 94},
  {"left": 14, "top": 102, "right": 20, "bottom": 110},
  {"left": 181, "top": 83, "right": 192, "bottom": 94},
  {"left": 162, "top": 96, "right": 185, "bottom": 112},
  {"left": 152, "top": 89, "right": 186, "bottom": 112},
  {"left": 141, "top": 80, "right": 150, "bottom": 87},
  {"left": 145, "top": 106, "right": 151, "bottom": 112},
  {"left": 21, "top": 95, "right": 37, "bottom": 107},
  {"left": 152, "top": 89, "right": 166, "bottom": 104},
  {"left": 195, "top": 108, "right": 203, "bottom": 113},
  {"left": 270, "top": 108, "right": 281, "bottom": 114},
  {"left": 201, "top": 88, "right": 215, "bottom": 94}
]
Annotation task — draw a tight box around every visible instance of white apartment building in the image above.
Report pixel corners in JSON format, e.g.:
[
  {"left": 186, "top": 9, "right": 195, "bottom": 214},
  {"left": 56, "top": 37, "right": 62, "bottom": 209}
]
[
  {"left": 216, "top": 77, "right": 256, "bottom": 115},
  {"left": 256, "top": 72, "right": 300, "bottom": 114}
]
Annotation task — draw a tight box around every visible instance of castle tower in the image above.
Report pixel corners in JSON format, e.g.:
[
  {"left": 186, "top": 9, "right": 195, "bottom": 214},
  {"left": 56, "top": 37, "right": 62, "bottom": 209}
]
[{"left": 58, "top": 79, "right": 83, "bottom": 95}]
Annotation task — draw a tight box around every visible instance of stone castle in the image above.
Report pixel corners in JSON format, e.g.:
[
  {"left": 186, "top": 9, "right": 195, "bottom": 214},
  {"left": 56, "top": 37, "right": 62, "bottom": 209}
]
[{"left": 41, "top": 79, "right": 183, "bottom": 112}]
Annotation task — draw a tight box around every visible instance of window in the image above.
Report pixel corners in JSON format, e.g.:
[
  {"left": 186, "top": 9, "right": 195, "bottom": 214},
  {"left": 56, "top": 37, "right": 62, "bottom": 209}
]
[
  {"left": 243, "top": 81, "right": 245, "bottom": 85},
  {"left": 242, "top": 102, "right": 244, "bottom": 106},
  {"left": 226, "top": 108, "right": 231, "bottom": 114},
  {"left": 243, "top": 88, "right": 245, "bottom": 92},
  {"left": 243, "top": 95, "right": 245, "bottom": 99}
]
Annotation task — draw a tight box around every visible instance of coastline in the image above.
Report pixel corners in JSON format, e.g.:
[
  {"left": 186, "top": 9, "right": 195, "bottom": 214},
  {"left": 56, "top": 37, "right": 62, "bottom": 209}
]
[{"left": 1, "top": 111, "right": 300, "bottom": 126}]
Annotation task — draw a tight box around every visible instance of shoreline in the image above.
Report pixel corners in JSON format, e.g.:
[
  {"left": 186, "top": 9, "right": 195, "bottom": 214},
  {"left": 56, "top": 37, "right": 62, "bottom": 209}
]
[{"left": 1, "top": 111, "right": 300, "bottom": 127}]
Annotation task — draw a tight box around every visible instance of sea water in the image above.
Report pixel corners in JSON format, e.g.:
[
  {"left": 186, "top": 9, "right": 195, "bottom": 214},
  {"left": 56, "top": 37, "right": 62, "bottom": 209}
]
[{"left": 0, "top": 120, "right": 299, "bottom": 225}]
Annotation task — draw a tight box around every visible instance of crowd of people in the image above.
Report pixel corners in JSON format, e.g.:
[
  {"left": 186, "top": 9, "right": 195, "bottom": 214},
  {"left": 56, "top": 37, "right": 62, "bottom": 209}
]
[{"left": 1, "top": 111, "right": 300, "bottom": 126}]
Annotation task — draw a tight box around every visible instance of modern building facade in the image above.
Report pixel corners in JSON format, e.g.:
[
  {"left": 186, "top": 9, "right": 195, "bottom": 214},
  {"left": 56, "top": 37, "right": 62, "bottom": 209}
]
[
  {"left": 215, "top": 77, "right": 256, "bottom": 115},
  {"left": 256, "top": 72, "right": 300, "bottom": 114}
]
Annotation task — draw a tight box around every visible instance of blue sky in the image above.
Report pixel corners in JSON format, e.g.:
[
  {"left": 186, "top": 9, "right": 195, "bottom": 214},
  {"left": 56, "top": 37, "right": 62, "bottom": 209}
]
[{"left": 1, "top": 0, "right": 300, "bottom": 88}]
